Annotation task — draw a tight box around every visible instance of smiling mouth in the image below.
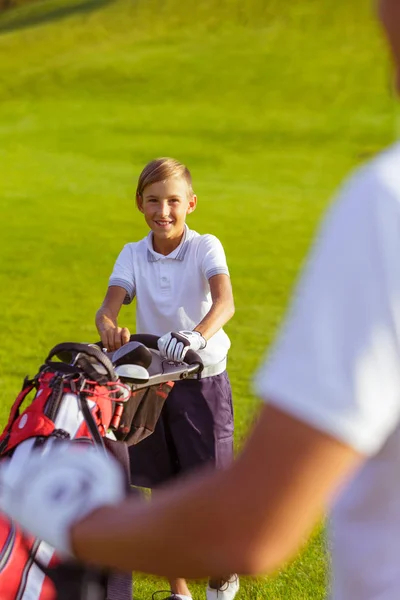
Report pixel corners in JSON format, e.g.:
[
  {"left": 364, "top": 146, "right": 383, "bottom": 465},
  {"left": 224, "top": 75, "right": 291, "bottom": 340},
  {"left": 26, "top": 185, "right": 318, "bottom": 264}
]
[{"left": 155, "top": 221, "right": 173, "bottom": 227}]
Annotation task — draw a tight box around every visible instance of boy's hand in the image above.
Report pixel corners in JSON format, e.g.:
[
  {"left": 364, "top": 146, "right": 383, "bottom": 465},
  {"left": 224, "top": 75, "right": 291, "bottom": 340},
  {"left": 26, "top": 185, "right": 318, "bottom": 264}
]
[
  {"left": 100, "top": 326, "right": 131, "bottom": 352},
  {"left": 0, "top": 444, "right": 125, "bottom": 556},
  {"left": 157, "top": 330, "right": 207, "bottom": 362}
]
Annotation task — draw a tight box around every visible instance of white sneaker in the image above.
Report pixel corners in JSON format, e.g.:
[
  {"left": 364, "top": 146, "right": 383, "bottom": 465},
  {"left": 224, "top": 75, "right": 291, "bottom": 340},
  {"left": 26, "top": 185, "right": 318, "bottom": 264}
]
[{"left": 206, "top": 575, "right": 239, "bottom": 600}]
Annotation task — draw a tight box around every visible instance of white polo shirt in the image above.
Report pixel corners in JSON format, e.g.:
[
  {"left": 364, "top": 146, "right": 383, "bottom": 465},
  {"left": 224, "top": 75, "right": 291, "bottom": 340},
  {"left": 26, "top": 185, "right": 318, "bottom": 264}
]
[
  {"left": 254, "top": 143, "right": 400, "bottom": 599},
  {"left": 109, "top": 225, "right": 231, "bottom": 369}
]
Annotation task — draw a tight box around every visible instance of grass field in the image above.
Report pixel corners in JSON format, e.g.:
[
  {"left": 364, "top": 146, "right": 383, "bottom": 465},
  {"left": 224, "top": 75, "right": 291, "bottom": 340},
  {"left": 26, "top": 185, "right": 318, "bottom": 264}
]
[{"left": 0, "top": 0, "right": 397, "bottom": 598}]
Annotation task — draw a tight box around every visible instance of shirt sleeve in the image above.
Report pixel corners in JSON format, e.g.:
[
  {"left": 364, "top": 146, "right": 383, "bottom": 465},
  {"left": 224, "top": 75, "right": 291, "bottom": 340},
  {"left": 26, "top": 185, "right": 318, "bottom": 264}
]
[
  {"left": 108, "top": 244, "right": 136, "bottom": 305},
  {"left": 254, "top": 168, "right": 400, "bottom": 456},
  {"left": 199, "top": 234, "right": 230, "bottom": 280}
]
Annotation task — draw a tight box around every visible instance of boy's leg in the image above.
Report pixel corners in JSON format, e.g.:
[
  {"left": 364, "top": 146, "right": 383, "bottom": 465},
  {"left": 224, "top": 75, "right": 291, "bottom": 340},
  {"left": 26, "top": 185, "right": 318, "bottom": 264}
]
[
  {"left": 166, "top": 370, "right": 235, "bottom": 474},
  {"left": 129, "top": 371, "right": 234, "bottom": 485},
  {"left": 129, "top": 411, "right": 193, "bottom": 598},
  {"left": 169, "top": 577, "right": 192, "bottom": 598},
  {"left": 129, "top": 372, "right": 237, "bottom": 599},
  {"left": 165, "top": 371, "right": 238, "bottom": 600}
]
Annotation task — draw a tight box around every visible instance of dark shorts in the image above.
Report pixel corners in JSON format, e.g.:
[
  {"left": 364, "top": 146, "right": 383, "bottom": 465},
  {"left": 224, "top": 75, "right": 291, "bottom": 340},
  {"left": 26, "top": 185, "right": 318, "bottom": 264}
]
[{"left": 129, "top": 370, "right": 234, "bottom": 488}]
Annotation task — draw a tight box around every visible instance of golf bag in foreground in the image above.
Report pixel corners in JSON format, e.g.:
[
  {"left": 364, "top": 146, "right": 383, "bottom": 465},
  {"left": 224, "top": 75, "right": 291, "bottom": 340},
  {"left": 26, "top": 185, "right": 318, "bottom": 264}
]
[{"left": 0, "top": 335, "right": 203, "bottom": 600}]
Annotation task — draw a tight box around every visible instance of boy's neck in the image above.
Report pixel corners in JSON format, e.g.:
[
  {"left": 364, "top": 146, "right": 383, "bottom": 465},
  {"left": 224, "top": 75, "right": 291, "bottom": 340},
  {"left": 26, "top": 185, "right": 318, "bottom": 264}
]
[{"left": 152, "top": 230, "right": 185, "bottom": 256}]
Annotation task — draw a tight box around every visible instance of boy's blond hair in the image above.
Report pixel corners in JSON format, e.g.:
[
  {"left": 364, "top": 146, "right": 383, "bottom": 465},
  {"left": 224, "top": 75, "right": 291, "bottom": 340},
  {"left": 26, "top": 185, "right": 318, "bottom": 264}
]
[{"left": 136, "top": 158, "right": 194, "bottom": 200}]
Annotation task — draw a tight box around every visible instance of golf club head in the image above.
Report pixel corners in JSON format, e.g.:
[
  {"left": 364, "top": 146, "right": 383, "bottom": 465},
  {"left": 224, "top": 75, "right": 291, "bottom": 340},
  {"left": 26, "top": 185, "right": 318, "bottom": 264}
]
[
  {"left": 111, "top": 341, "right": 152, "bottom": 369},
  {"left": 115, "top": 364, "right": 150, "bottom": 384}
]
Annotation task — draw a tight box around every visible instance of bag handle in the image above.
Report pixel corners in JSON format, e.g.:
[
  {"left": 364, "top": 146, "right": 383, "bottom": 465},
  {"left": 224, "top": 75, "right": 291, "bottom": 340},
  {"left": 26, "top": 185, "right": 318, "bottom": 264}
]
[
  {"left": 128, "top": 334, "right": 204, "bottom": 372},
  {"left": 46, "top": 342, "right": 118, "bottom": 382}
]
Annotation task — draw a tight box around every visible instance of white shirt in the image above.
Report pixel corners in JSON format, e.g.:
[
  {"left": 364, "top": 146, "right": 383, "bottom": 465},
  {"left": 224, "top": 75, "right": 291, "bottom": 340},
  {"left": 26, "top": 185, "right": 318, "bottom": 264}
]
[
  {"left": 109, "top": 225, "right": 231, "bottom": 368},
  {"left": 254, "top": 143, "right": 400, "bottom": 599}
]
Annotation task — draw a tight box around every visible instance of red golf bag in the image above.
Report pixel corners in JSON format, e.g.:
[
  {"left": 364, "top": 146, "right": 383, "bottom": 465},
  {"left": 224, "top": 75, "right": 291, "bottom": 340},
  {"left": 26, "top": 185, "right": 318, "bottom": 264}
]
[{"left": 0, "top": 342, "right": 133, "bottom": 600}]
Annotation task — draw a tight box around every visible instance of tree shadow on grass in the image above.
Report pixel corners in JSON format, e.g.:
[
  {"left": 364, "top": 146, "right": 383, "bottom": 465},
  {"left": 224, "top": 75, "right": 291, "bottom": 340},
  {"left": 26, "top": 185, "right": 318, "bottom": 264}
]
[{"left": 0, "top": 0, "right": 114, "bottom": 35}]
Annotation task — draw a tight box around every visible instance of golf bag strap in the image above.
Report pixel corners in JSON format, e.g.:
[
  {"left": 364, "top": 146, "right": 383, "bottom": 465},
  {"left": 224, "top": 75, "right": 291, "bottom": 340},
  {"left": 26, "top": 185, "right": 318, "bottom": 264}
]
[
  {"left": 78, "top": 395, "right": 106, "bottom": 450},
  {"left": 103, "top": 437, "right": 134, "bottom": 600},
  {"left": 0, "top": 381, "right": 35, "bottom": 454}
]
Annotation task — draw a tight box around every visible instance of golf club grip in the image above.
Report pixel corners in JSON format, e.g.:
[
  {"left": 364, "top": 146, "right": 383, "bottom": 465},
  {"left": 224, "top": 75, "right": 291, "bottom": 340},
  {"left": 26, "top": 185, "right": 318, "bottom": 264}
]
[{"left": 129, "top": 334, "right": 204, "bottom": 369}]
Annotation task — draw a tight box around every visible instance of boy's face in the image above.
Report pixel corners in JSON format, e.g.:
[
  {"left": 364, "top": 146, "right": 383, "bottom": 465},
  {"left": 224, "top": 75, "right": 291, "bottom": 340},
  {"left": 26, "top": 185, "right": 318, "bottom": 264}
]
[
  {"left": 137, "top": 177, "right": 197, "bottom": 241},
  {"left": 379, "top": 0, "right": 400, "bottom": 93}
]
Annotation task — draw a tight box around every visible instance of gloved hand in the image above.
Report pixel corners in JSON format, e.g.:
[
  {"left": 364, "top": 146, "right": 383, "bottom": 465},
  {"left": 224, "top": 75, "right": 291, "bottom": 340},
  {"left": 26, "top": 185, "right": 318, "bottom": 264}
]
[
  {"left": 157, "top": 330, "right": 207, "bottom": 362},
  {"left": 0, "top": 443, "right": 125, "bottom": 556}
]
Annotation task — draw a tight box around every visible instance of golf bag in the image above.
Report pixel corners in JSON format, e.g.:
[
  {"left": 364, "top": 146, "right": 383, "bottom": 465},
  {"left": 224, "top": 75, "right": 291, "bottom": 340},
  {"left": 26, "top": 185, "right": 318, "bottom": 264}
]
[
  {"left": 0, "top": 335, "right": 203, "bottom": 600},
  {"left": 0, "top": 342, "right": 134, "bottom": 600}
]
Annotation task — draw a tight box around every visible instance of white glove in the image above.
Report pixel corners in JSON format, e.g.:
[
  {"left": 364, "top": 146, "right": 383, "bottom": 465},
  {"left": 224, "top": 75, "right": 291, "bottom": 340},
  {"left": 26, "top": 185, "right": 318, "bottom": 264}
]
[
  {"left": 157, "top": 330, "right": 207, "bottom": 362},
  {"left": 0, "top": 443, "right": 125, "bottom": 556}
]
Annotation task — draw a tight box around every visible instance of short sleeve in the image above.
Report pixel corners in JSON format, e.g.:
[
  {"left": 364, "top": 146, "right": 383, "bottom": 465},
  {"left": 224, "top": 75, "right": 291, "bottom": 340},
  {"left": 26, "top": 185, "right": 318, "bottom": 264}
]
[
  {"left": 108, "top": 244, "right": 136, "bottom": 305},
  {"left": 254, "top": 169, "right": 400, "bottom": 456},
  {"left": 198, "top": 235, "right": 230, "bottom": 280}
]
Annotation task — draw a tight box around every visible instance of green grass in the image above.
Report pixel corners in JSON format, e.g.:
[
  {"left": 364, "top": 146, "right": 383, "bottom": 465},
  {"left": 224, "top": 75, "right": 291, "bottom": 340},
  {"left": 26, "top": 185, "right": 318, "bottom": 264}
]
[{"left": 0, "top": 0, "right": 397, "bottom": 597}]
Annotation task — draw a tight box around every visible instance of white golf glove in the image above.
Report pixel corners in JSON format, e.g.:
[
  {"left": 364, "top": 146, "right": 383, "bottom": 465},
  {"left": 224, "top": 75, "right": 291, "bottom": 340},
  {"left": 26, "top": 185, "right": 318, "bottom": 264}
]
[
  {"left": 0, "top": 443, "right": 125, "bottom": 556},
  {"left": 157, "top": 330, "right": 207, "bottom": 362}
]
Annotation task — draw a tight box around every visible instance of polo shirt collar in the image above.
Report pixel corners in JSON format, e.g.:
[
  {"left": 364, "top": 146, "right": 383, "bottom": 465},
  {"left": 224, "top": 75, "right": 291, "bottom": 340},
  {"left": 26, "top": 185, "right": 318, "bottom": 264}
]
[{"left": 147, "top": 225, "right": 190, "bottom": 263}]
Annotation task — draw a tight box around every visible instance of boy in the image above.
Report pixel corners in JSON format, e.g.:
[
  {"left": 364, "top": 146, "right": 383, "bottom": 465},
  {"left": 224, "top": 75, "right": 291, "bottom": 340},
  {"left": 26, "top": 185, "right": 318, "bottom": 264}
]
[{"left": 95, "top": 158, "right": 238, "bottom": 600}]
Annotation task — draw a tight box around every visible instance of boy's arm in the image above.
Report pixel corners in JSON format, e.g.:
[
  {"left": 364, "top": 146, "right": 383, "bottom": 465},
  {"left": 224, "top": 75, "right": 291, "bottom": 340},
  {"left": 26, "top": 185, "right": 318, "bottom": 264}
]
[
  {"left": 95, "top": 286, "right": 131, "bottom": 351},
  {"left": 157, "top": 273, "right": 234, "bottom": 362},
  {"left": 194, "top": 273, "right": 235, "bottom": 340},
  {"left": 70, "top": 403, "right": 361, "bottom": 577}
]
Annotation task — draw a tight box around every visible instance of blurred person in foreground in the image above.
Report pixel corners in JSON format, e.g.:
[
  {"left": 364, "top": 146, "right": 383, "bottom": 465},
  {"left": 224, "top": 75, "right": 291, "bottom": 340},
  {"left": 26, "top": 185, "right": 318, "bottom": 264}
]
[{"left": 1, "top": 1, "right": 400, "bottom": 598}]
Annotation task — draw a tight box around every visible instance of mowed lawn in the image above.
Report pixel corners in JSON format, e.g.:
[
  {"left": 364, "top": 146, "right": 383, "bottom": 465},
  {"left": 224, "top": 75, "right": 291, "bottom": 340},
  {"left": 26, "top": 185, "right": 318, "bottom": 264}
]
[{"left": 0, "top": 0, "right": 396, "bottom": 598}]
